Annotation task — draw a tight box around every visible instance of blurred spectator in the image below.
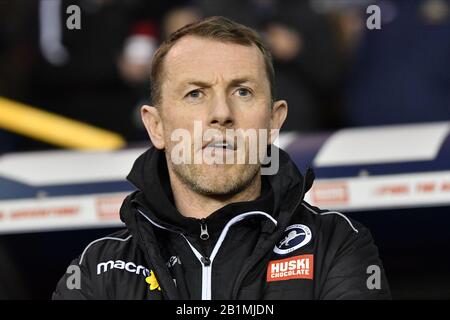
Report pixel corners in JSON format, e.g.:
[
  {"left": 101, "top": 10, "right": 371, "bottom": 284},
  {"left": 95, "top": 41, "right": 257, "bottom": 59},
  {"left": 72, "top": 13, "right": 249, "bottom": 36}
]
[
  {"left": 191, "top": 0, "right": 345, "bottom": 132},
  {"left": 26, "top": 0, "right": 150, "bottom": 142},
  {"left": 1, "top": 0, "right": 347, "bottom": 151},
  {"left": 0, "top": 0, "right": 189, "bottom": 151},
  {"left": 5, "top": 0, "right": 446, "bottom": 152},
  {"left": 161, "top": 6, "right": 202, "bottom": 38},
  {"left": 312, "top": 0, "right": 372, "bottom": 59},
  {"left": 344, "top": 0, "right": 450, "bottom": 126}
]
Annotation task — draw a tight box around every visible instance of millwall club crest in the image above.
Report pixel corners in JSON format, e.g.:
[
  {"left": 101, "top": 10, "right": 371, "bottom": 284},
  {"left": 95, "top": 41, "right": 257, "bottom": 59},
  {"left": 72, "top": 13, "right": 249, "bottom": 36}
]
[{"left": 274, "top": 224, "right": 312, "bottom": 255}]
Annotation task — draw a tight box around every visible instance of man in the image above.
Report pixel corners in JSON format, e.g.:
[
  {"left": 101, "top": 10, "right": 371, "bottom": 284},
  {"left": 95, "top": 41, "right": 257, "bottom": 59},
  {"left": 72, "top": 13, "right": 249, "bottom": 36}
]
[{"left": 53, "top": 16, "right": 390, "bottom": 300}]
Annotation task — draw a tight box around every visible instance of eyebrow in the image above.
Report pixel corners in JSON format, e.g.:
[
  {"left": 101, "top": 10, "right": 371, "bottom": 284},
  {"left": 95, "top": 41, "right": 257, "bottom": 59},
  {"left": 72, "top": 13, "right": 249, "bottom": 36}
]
[
  {"left": 184, "top": 80, "right": 212, "bottom": 88},
  {"left": 228, "top": 77, "right": 257, "bottom": 87},
  {"left": 180, "top": 77, "right": 258, "bottom": 90}
]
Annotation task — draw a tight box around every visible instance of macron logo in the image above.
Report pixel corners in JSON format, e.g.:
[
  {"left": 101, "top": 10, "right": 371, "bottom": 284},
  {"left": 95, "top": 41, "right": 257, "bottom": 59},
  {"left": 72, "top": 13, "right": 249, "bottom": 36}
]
[{"left": 97, "top": 260, "right": 150, "bottom": 277}]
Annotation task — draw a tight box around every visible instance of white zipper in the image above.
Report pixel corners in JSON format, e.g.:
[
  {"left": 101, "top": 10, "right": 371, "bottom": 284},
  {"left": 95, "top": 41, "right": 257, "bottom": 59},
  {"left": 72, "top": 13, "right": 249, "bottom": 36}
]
[
  {"left": 202, "top": 259, "right": 212, "bottom": 300},
  {"left": 182, "top": 237, "right": 212, "bottom": 299},
  {"left": 138, "top": 209, "right": 277, "bottom": 300},
  {"left": 183, "top": 211, "right": 277, "bottom": 300}
]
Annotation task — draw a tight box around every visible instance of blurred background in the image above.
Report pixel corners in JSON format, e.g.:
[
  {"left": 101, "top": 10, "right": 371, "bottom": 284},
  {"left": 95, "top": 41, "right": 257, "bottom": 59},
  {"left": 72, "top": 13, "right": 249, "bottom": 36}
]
[{"left": 0, "top": 0, "right": 449, "bottom": 299}]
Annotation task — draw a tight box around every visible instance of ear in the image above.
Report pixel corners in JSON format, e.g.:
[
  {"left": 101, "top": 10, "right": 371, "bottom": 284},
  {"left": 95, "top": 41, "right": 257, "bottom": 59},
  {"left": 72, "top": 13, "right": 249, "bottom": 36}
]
[
  {"left": 269, "top": 100, "right": 288, "bottom": 144},
  {"left": 141, "top": 105, "right": 165, "bottom": 149}
]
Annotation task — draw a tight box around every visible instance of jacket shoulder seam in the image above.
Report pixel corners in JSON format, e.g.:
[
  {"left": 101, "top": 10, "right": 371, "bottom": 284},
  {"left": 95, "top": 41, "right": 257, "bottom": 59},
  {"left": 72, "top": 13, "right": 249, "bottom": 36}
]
[
  {"left": 301, "top": 202, "right": 359, "bottom": 233},
  {"left": 79, "top": 235, "right": 132, "bottom": 265}
]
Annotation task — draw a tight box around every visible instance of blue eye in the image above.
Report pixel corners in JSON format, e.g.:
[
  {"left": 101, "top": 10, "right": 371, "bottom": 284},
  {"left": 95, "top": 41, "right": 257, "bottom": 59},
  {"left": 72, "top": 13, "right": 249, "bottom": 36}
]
[
  {"left": 186, "top": 89, "right": 202, "bottom": 99},
  {"left": 237, "top": 88, "right": 251, "bottom": 97}
]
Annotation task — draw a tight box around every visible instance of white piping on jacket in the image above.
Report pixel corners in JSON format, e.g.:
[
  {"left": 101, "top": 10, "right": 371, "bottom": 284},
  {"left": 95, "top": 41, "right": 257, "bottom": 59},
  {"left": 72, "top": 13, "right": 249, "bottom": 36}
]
[
  {"left": 137, "top": 209, "right": 277, "bottom": 300},
  {"left": 79, "top": 235, "right": 133, "bottom": 265},
  {"left": 302, "top": 202, "right": 359, "bottom": 233}
]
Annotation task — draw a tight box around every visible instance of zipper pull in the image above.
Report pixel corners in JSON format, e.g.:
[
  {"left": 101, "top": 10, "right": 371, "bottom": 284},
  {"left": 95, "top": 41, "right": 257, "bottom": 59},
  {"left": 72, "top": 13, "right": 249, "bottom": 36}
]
[
  {"left": 199, "top": 218, "right": 209, "bottom": 240},
  {"left": 201, "top": 256, "right": 211, "bottom": 266}
]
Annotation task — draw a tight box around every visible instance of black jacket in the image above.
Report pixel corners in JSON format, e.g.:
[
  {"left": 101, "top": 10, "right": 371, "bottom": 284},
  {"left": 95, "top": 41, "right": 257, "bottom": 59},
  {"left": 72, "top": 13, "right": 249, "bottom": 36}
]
[{"left": 53, "top": 147, "right": 391, "bottom": 300}]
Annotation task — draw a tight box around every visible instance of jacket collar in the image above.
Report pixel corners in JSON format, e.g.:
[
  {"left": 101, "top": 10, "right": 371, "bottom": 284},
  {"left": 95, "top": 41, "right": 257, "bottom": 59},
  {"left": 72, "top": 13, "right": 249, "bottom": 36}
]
[
  {"left": 123, "top": 147, "right": 276, "bottom": 236},
  {"left": 121, "top": 146, "right": 314, "bottom": 236}
]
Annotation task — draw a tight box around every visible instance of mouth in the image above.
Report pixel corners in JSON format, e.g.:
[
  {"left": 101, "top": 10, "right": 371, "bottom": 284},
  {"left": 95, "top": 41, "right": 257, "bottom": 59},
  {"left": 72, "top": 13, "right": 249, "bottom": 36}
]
[{"left": 203, "top": 138, "right": 236, "bottom": 151}]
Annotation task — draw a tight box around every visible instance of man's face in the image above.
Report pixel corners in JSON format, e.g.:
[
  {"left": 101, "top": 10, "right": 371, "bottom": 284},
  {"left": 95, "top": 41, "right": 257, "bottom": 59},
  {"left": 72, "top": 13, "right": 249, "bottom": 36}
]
[{"left": 143, "top": 36, "right": 286, "bottom": 196}]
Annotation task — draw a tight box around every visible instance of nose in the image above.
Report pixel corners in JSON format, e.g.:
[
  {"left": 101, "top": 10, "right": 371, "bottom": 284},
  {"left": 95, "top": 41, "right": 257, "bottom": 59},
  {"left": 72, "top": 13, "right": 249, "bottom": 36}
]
[{"left": 208, "top": 94, "right": 234, "bottom": 129}]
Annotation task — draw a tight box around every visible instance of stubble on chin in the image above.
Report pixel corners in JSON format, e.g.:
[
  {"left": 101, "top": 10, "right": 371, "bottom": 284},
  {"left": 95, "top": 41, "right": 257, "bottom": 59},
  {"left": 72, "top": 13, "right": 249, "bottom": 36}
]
[{"left": 169, "top": 161, "right": 260, "bottom": 196}]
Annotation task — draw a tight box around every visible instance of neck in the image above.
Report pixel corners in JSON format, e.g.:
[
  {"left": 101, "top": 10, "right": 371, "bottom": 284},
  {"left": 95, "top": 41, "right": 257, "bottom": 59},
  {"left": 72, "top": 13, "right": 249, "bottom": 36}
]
[{"left": 168, "top": 169, "right": 262, "bottom": 220}]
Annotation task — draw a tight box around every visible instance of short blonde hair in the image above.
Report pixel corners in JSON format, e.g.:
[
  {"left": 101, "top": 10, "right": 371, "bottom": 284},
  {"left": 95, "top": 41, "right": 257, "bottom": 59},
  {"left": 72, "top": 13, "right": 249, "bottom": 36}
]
[{"left": 150, "top": 16, "right": 275, "bottom": 105}]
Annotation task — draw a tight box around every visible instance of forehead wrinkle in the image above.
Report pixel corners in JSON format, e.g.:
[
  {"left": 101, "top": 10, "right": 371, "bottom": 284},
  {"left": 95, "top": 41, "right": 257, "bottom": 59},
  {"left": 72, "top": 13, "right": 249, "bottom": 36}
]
[
  {"left": 163, "top": 36, "right": 268, "bottom": 93},
  {"left": 169, "top": 37, "right": 263, "bottom": 69}
]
